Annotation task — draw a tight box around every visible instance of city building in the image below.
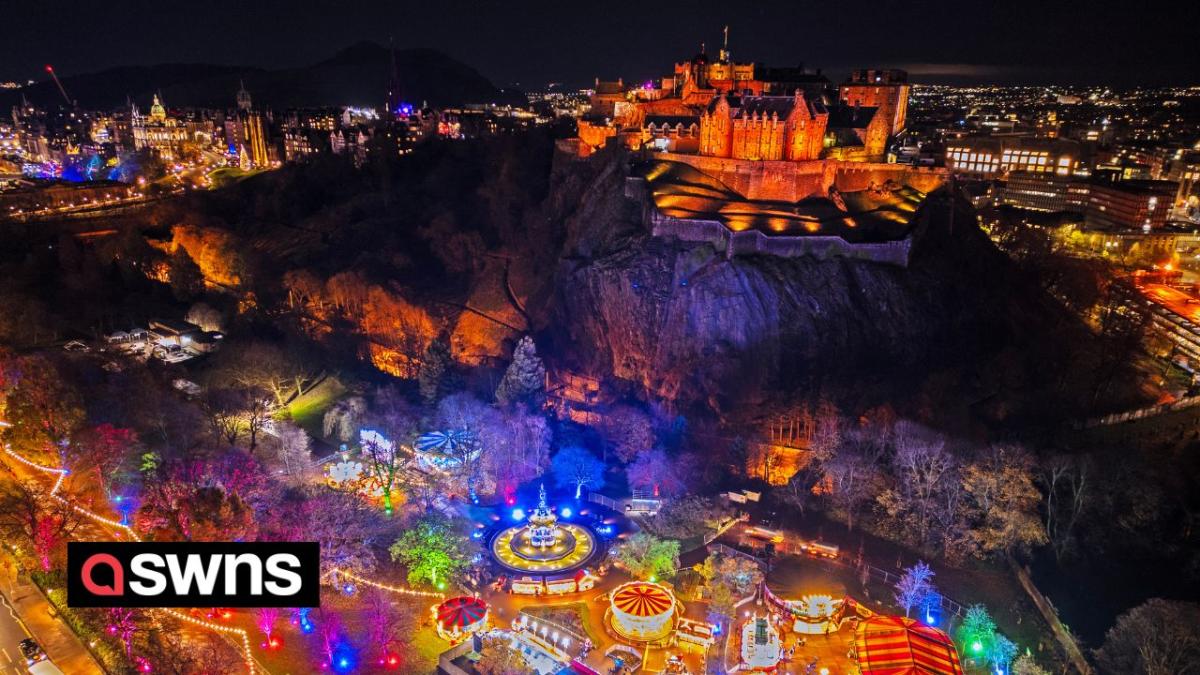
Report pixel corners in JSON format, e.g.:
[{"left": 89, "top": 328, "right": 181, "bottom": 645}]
[
  {"left": 944, "top": 137, "right": 1083, "bottom": 177},
  {"left": 224, "top": 84, "right": 272, "bottom": 168},
  {"left": 1165, "top": 150, "right": 1200, "bottom": 215},
  {"left": 1084, "top": 179, "right": 1177, "bottom": 231},
  {"left": 131, "top": 95, "right": 190, "bottom": 160},
  {"left": 1002, "top": 171, "right": 1088, "bottom": 212}
]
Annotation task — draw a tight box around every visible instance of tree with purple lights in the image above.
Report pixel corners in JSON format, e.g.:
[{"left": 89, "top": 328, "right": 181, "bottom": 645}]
[
  {"left": 550, "top": 445, "right": 605, "bottom": 499},
  {"left": 316, "top": 607, "right": 343, "bottom": 669},
  {"left": 626, "top": 448, "right": 686, "bottom": 497},
  {"left": 256, "top": 607, "right": 280, "bottom": 649},
  {"left": 366, "top": 589, "right": 411, "bottom": 668},
  {"left": 894, "top": 560, "right": 937, "bottom": 618},
  {"left": 598, "top": 404, "right": 654, "bottom": 463},
  {"left": 107, "top": 607, "right": 139, "bottom": 658},
  {"left": 273, "top": 420, "right": 313, "bottom": 481}
]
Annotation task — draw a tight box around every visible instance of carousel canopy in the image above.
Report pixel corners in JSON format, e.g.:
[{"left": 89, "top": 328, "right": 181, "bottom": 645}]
[
  {"left": 436, "top": 596, "right": 488, "bottom": 630},
  {"left": 855, "top": 616, "right": 964, "bottom": 675},
  {"left": 415, "top": 429, "right": 476, "bottom": 454},
  {"left": 611, "top": 582, "right": 675, "bottom": 617}
]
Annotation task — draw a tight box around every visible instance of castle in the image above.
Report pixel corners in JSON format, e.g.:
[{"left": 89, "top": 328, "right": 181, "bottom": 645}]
[{"left": 575, "top": 32, "right": 908, "bottom": 164}]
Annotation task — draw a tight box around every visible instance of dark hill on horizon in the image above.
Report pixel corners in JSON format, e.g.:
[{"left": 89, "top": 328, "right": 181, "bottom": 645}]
[{"left": 1, "top": 42, "right": 523, "bottom": 111}]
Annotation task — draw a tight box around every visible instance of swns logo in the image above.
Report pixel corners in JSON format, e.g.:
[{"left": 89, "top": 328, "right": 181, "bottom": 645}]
[{"left": 67, "top": 542, "right": 320, "bottom": 608}]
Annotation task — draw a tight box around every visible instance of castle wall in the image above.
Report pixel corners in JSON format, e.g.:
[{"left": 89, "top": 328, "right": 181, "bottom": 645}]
[
  {"left": 658, "top": 152, "right": 946, "bottom": 201},
  {"left": 647, "top": 209, "right": 914, "bottom": 267}
]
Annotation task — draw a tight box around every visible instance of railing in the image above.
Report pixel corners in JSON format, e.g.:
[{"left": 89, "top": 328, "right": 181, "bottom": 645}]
[{"left": 586, "top": 492, "right": 622, "bottom": 512}]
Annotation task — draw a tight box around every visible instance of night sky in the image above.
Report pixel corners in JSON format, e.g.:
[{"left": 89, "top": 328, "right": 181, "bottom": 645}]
[{"left": 4, "top": 0, "right": 1198, "bottom": 88}]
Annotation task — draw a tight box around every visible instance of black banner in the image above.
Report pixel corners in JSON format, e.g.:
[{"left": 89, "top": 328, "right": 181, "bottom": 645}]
[{"left": 67, "top": 542, "right": 320, "bottom": 607}]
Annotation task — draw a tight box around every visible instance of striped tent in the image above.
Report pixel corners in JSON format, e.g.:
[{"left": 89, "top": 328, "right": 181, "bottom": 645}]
[
  {"left": 611, "top": 582, "right": 674, "bottom": 617},
  {"left": 415, "top": 429, "right": 475, "bottom": 454},
  {"left": 854, "top": 615, "right": 964, "bottom": 675},
  {"left": 436, "top": 596, "right": 489, "bottom": 631}
]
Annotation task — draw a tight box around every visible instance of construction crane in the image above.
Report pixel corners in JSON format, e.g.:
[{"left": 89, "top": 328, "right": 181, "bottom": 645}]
[{"left": 44, "top": 64, "right": 74, "bottom": 107}]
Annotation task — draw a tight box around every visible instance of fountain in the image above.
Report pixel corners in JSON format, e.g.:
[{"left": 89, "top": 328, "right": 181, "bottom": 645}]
[{"left": 488, "top": 483, "right": 600, "bottom": 578}]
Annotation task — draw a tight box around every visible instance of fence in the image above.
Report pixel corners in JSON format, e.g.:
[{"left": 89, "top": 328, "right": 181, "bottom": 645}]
[
  {"left": 1078, "top": 392, "right": 1200, "bottom": 428},
  {"left": 586, "top": 492, "right": 622, "bottom": 512},
  {"left": 707, "top": 538, "right": 970, "bottom": 621}
]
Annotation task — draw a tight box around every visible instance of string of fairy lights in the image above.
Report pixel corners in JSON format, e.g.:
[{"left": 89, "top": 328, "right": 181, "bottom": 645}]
[
  {"left": 3, "top": 443, "right": 256, "bottom": 673},
  {"left": 3, "top": 439, "right": 449, "bottom": 673},
  {"left": 328, "top": 567, "right": 445, "bottom": 599}
]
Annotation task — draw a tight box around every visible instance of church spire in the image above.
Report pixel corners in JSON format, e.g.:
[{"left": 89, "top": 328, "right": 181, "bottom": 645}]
[
  {"left": 386, "top": 36, "right": 401, "bottom": 115},
  {"left": 236, "top": 79, "right": 252, "bottom": 111}
]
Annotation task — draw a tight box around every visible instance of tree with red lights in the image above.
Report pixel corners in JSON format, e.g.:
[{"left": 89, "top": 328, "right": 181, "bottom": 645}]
[
  {"left": 1, "top": 355, "right": 84, "bottom": 463},
  {"left": 0, "top": 481, "right": 80, "bottom": 571},
  {"left": 71, "top": 423, "right": 139, "bottom": 499}
]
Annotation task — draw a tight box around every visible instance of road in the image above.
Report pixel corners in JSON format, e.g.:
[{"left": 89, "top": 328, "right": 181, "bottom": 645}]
[
  {"left": 0, "top": 586, "right": 33, "bottom": 675},
  {"left": 1141, "top": 283, "right": 1200, "bottom": 322}
]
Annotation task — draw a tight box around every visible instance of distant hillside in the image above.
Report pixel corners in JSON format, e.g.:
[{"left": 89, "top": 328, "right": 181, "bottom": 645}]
[{"left": 1, "top": 42, "right": 523, "bottom": 111}]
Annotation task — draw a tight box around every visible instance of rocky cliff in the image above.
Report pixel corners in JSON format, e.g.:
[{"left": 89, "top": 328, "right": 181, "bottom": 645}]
[{"left": 539, "top": 150, "right": 1107, "bottom": 423}]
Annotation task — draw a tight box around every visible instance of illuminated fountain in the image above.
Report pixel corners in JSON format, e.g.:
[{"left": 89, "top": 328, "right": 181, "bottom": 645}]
[
  {"left": 489, "top": 484, "right": 599, "bottom": 579},
  {"left": 527, "top": 484, "right": 560, "bottom": 547}
]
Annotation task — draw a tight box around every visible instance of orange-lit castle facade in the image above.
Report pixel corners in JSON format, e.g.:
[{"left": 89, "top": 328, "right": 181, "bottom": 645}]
[
  {"left": 699, "top": 91, "right": 827, "bottom": 161},
  {"left": 575, "top": 35, "right": 908, "bottom": 165}
]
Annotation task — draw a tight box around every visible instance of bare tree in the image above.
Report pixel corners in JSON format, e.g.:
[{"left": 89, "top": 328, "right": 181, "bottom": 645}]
[
  {"left": 893, "top": 560, "right": 937, "bottom": 618},
  {"left": 890, "top": 422, "right": 956, "bottom": 545},
  {"left": 1040, "top": 454, "right": 1092, "bottom": 562},
  {"left": 1095, "top": 599, "right": 1200, "bottom": 675}
]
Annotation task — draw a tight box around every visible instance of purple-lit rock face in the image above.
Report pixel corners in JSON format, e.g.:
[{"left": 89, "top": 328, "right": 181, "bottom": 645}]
[
  {"left": 552, "top": 234, "right": 938, "bottom": 411},
  {"left": 541, "top": 151, "right": 1070, "bottom": 417}
]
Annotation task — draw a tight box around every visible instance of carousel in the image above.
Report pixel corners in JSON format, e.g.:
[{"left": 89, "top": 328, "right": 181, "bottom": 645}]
[
  {"left": 608, "top": 581, "right": 678, "bottom": 643},
  {"left": 433, "top": 596, "right": 490, "bottom": 642}
]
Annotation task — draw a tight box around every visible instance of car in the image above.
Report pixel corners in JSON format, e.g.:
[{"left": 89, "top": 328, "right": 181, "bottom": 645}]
[
  {"left": 18, "top": 638, "right": 46, "bottom": 664},
  {"left": 62, "top": 340, "right": 90, "bottom": 353},
  {"left": 28, "top": 660, "right": 65, "bottom": 675}
]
